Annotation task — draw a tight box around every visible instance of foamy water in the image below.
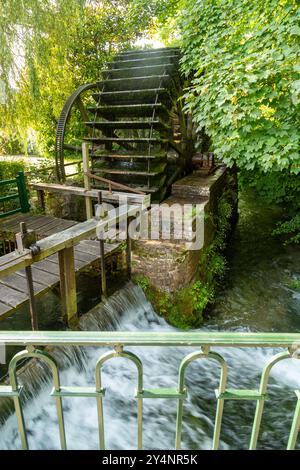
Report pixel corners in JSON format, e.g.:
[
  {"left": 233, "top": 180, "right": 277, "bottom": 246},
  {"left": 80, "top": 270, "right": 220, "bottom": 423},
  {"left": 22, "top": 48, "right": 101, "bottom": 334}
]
[{"left": 0, "top": 284, "right": 299, "bottom": 450}]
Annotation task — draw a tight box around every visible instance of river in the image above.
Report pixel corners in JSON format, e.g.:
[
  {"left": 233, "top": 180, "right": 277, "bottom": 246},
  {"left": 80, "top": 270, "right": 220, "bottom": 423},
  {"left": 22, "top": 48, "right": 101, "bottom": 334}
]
[{"left": 0, "top": 190, "right": 299, "bottom": 450}]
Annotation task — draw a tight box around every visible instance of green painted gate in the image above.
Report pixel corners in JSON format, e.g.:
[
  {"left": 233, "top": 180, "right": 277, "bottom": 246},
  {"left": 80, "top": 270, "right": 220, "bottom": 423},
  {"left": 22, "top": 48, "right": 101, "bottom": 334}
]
[{"left": 0, "top": 171, "right": 30, "bottom": 219}]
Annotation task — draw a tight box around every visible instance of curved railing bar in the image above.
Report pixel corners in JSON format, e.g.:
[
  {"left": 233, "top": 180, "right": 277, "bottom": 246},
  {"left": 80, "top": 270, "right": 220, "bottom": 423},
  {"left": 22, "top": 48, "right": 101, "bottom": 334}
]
[
  {"left": 249, "top": 350, "right": 293, "bottom": 449},
  {"left": 287, "top": 390, "right": 300, "bottom": 450},
  {"left": 9, "top": 347, "right": 66, "bottom": 450},
  {"left": 95, "top": 347, "right": 143, "bottom": 450},
  {"left": 175, "top": 349, "right": 228, "bottom": 450}
]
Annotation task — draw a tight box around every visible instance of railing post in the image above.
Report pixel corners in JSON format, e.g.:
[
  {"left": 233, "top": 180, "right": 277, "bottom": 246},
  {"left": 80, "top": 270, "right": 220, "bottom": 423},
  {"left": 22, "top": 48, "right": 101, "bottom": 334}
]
[
  {"left": 16, "top": 222, "right": 39, "bottom": 330},
  {"left": 97, "top": 192, "right": 107, "bottom": 299},
  {"left": 37, "top": 189, "right": 46, "bottom": 212},
  {"left": 82, "top": 143, "right": 93, "bottom": 220},
  {"left": 16, "top": 171, "right": 30, "bottom": 213},
  {"left": 58, "top": 246, "right": 78, "bottom": 328}
]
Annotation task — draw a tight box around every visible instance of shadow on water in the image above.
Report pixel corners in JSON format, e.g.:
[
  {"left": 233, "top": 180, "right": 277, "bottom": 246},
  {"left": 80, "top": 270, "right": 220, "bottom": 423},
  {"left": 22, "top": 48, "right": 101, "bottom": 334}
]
[
  {"left": 207, "top": 190, "right": 300, "bottom": 332},
  {"left": 0, "top": 190, "right": 299, "bottom": 450}
]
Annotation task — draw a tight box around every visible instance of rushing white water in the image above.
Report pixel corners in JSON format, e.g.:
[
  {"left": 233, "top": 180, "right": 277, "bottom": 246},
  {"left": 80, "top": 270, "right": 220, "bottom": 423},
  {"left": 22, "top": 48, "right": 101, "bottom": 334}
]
[{"left": 0, "top": 283, "right": 299, "bottom": 450}]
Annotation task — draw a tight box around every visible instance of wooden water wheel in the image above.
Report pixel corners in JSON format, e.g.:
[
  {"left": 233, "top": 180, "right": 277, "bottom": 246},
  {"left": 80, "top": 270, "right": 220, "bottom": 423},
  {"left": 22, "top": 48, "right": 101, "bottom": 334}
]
[{"left": 55, "top": 47, "right": 192, "bottom": 201}]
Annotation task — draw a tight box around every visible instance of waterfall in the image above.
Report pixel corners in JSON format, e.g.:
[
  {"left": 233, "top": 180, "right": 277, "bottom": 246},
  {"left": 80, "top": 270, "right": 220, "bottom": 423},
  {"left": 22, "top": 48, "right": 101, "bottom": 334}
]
[{"left": 0, "top": 282, "right": 299, "bottom": 450}]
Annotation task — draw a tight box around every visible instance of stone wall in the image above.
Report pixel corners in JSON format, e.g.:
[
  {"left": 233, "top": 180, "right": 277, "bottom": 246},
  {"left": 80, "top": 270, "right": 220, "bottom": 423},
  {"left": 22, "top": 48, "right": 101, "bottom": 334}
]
[
  {"left": 132, "top": 166, "right": 234, "bottom": 294},
  {"left": 43, "top": 191, "right": 86, "bottom": 222}
]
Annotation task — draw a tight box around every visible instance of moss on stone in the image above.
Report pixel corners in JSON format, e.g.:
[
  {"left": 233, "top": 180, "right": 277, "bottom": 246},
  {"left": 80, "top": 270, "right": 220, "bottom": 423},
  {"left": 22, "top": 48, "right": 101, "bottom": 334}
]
[
  {"left": 134, "top": 275, "right": 208, "bottom": 329},
  {"left": 134, "top": 187, "right": 237, "bottom": 329}
]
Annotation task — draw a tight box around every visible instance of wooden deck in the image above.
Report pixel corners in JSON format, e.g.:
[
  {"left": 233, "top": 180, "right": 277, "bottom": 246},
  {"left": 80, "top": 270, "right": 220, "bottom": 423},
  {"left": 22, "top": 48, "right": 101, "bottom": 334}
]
[
  {"left": 0, "top": 213, "right": 78, "bottom": 241},
  {"left": 0, "top": 214, "right": 121, "bottom": 319}
]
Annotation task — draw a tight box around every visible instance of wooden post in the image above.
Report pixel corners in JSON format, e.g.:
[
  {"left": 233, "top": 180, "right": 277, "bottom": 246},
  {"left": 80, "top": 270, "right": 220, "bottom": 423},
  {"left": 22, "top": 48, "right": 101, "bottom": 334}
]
[
  {"left": 97, "top": 192, "right": 107, "bottom": 299},
  {"left": 58, "top": 246, "right": 78, "bottom": 328},
  {"left": 82, "top": 143, "right": 93, "bottom": 220},
  {"left": 126, "top": 217, "right": 132, "bottom": 280},
  {"left": 99, "top": 238, "right": 107, "bottom": 299},
  {"left": 25, "top": 265, "right": 38, "bottom": 331},
  {"left": 17, "top": 222, "right": 38, "bottom": 330},
  {"left": 37, "top": 189, "right": 45, "bottom": 212}
]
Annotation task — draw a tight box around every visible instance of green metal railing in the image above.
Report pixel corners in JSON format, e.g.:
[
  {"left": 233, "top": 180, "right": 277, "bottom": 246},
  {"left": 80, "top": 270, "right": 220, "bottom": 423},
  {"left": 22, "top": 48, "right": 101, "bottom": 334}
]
[
  {"left": 0, "top": 171, "right": 30, "bottom": 219},
  {"left": 0, "top": 331, "right": 299, "bottom": 450}
]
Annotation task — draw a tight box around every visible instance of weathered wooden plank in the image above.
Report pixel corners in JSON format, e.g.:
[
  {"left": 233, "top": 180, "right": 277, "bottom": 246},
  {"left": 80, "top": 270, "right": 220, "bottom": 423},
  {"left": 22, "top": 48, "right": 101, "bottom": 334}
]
[
  {"left": 43, "top": 221, "right": 77, "bottom": 236},
  {"left": 75, "top": 242, "right": 99, "bottom": 256},
  {"left": 0, "top": 272, "right": 44, "bottom": 294},
  {"left": 0, "top": 214, "right": 30, "bottom": 231},
  {"left": 0, "top": 284, "right": 28, "bottom": 308},
  {"left": 0, "top": 302, "right": 10, "bottom": 316},
  {"left": 1, "top": 215, "right": 50, "bottom": 237},
  {"left": 79, "top": 239, "right": 100, "bottom": 249},
  {"left": 73, "top": 248, "right": 97, "bottom": 263},
  {"left": 74, "top": 258, "right": 91, "bottom": 270},
  {"left": 0, "top": 214, "right": 77, "bottom": 240},
  {"left": 105, "top": 243, "right": 120, "bottom": 253},
  {"left": 34, "top": 259, "right": 60, "bottom": 276},
  {"left": 17, "top": 267, "right": 59, "bottom": 287},
  {"left": 35, "top": 220, "right": 72, "bottom": 235},
  {"left": 0, "top": 250, "right": 31, "bottom": 279},
  {"left": 20, "top": 216, "right": 56, "bottom": 231}
]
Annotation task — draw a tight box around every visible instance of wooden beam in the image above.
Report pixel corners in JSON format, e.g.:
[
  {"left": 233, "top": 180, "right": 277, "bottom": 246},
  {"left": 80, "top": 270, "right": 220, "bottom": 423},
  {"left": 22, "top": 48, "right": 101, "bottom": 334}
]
[
  {"left": 126, "top": 217, "right": 132, "bottom": 280},
  {"left": 31, "top": 182, "right": 151, "bottom": 208},
  {"left": 0, "top": 205, "right": 140, "bottom": 279},
  {"left": 82, "top": 143, "right": 93, "bottom": 220},
  {"left": 58, "top": 247, "right": 78, "bottom": 328}
]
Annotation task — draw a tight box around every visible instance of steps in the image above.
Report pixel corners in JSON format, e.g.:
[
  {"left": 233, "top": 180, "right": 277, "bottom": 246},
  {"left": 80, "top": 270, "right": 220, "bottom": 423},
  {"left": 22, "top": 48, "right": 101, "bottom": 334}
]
[
  {"left": 83, "top": 47, "right": 187, "bottom": 200},
  {"left": 92, "top": 88, "right": 170, "bottom": 105},
  {"left": 87, "top": 103, "right": 167, "bottom": 118}
]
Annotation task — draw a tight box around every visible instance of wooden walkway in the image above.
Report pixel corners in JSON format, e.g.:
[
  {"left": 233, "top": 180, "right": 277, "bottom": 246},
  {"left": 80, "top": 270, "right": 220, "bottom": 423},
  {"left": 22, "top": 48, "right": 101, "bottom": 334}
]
[
  {"left": 0, "top": 213, "right": 78, "bottom": 242},
  {"left": 0, "top": 214, "right": 120, "bottom": 319}
]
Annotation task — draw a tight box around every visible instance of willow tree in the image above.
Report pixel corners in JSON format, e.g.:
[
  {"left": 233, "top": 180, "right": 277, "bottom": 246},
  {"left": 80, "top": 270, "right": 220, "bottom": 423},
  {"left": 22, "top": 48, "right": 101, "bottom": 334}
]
[
  {"left": 178, "top": 0, "right": 300, "bottom": 242},
  {"left": 0, "top": 0, "right": 154, "bottom": 155}
]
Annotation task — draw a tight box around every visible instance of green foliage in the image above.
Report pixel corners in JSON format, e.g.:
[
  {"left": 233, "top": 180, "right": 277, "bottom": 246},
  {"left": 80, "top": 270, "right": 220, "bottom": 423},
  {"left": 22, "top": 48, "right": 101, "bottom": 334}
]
[
  {"left": 273, "top": 213, "right": 300, "bottom": 243},
  {"left": 0, "top": 130, "right": 24, "bottom": 155},
  {"left": 131, "top": 0, "right": 183, "bottom": 45},
  {"left": 180, "top": 0, "right": 300, "bottom": 173},
  {"left": 135, "top": 276, "right": 207, "bottom": 329},
  {"left": 0, "top": 160, "right": 25, "bottom": 180},
  {"left": 284, "top": 277, "right": 300, "bottom": 292},
  {"left": 178, "top": 0, "right": 300, "bottom": 243},
  {"left": 135, "top": 275, "right": 151, "bottom": 291},
  {"left": 240, "top": 169, "right": 300, "bottom": 242},
  {"left": 1, "top": 1, "right": 158, "bottom": 156}
]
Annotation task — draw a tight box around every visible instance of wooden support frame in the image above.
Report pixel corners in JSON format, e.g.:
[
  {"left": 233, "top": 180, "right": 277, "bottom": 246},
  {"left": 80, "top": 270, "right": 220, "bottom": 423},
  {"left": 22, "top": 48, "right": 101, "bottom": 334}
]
[
  {"left": 126, "top": 217, "right": 132, "bottom": 280},
  {"left": 97, "top": 192, "right": 107, "bottom": 299},
  {"left": 0, "top": 204, "right": 141, "bottom": 280},
  {"left": 32, "top": 182, "right": 151, "bottom": 208},
  {"left": 58, "top": 246, "right": 78, "bottom": 328}
]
